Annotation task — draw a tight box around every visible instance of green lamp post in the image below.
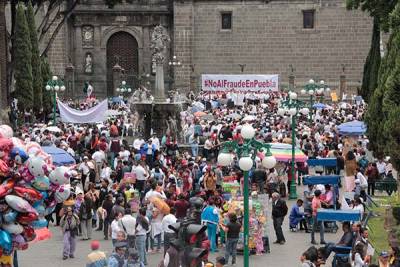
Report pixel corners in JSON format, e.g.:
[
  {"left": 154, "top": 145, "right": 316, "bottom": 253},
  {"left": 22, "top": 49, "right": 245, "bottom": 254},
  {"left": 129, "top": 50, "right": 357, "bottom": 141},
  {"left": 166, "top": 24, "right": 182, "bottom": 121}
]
[
  {"left": 45, "top": 75, "right": 65, "bottom": 126},
  {"left": 217, "top": 125, "right": 277, "bottom": 267},
  {"left": 278, "top": 92, "right": 309, "bottom": 199},
  {"left": 116, "top": 80, "right": 132, "bottom": 98},
  {"left": 300, "top": 79, "right": 330, "bottom": 122}
]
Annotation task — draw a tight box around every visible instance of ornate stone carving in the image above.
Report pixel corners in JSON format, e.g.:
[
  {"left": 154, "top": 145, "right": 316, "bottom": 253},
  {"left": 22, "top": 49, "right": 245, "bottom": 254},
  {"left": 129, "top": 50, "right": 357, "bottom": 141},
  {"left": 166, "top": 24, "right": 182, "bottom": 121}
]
[
  {"left": 150, "top": 25, "right": 170, "bottom": 64},
  {"left": 84, "top": 52, "right": 93, "bottom": 74},
  {"left": 82, "top": 25, "right": 94, "bottom": 47}
]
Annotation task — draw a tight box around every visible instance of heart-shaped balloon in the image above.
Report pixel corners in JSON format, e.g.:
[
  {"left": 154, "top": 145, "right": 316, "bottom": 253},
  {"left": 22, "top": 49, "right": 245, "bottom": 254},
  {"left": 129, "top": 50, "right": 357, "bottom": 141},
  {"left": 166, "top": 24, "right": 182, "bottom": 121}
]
[
  {"left": 22, "top": 226, "right": 36, "bottom": 242},
  {"left": 0, "top": 230, "right": 12, "bottom": 252},
  {"left": 2, "top": 222, "right": 24, "bottom": 234}
]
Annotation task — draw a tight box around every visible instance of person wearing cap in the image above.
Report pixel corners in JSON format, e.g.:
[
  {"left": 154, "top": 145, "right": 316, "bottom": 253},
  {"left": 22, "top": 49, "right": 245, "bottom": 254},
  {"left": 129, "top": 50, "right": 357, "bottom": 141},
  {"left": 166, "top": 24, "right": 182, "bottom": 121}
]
[
  {"left": 86, "top": 240, "right": 107, "bottom": 267},
  {"left": 60, "top": 206, "right": 80, "bottom": 260},
  {"left": 108, "top": 242, "right": 127, "bottom": 267},
  {"left": 310, "top": 190, "right": 326, "bottom": 245}
]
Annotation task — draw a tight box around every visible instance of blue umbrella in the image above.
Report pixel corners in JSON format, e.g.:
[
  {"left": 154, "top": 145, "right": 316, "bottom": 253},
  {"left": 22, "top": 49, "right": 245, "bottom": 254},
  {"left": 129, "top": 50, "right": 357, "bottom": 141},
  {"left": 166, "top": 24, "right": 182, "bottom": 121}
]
[
  {"left": 312, "top": 103, "right": 327, "bottom": 109},
  {"left": 41, "top": 146, "right": 76, "bottom": 166},
  {"left": 337, "top": 120, "right": 367, "bottom": 136}
]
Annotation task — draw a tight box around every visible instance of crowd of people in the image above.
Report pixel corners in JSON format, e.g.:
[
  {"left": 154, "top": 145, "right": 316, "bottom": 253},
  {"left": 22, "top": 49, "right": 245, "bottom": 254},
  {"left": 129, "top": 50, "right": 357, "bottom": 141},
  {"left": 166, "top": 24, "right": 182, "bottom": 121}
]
[{"left": 11, "top": 91, "right": 399, "bottom": 267}]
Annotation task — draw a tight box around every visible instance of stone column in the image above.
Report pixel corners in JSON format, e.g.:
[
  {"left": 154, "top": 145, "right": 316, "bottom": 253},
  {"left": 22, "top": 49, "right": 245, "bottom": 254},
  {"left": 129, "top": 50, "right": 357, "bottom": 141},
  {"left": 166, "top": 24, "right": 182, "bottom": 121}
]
[
  {"left": 288, "top": 74, "right": 295, "bottom": 91},
  {"left": 339, "top": 74, "right": 346, "bottom": 100},
  {"left": 65, "top": 62, "right": 75, "bottom": 99},
  {"left": 154, "top": 62, "right": 165, "bottom": 102},
  {"left": 112, "top": 63, "right": 122, "bottom": 96}
]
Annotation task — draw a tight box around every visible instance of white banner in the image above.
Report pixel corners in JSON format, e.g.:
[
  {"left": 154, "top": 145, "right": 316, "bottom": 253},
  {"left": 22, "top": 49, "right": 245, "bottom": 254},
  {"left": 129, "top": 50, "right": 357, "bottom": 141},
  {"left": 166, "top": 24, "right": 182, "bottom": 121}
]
[
  {"left": 58, "top": 100, "right": 108, "bottom": 124},
  {"left": 202, "top": 74, "right": 279, "bottom": 92}
]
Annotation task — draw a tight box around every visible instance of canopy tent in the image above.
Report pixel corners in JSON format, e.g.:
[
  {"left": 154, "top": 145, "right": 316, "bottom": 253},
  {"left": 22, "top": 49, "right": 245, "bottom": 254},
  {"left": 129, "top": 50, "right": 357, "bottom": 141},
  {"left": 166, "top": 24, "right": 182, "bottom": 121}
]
[
  {"left": 337, "top": 120, "right": 366, "bottom": 136},
  {"left": 258, "top": 143, "right": 308, "bottom": 163},
  {"left": 41, "top": 146, "right": 75, "bottom": 166},
  {"left": 313, "top": 103, "right": 333, "bottom": 110}
]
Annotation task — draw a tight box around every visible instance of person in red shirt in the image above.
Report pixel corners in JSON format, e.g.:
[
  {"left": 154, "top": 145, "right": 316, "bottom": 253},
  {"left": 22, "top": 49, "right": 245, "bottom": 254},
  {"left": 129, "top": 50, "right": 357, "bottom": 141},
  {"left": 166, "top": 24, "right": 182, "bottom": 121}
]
[
  {"left": 110, "top": 121, "right": 119, "bottom": 137},
  {"left": 174, "top": 194, "right": 190, "bottom": 219},
  {"left": 232, "top": 129, "right": 244, "bottom": 145}
]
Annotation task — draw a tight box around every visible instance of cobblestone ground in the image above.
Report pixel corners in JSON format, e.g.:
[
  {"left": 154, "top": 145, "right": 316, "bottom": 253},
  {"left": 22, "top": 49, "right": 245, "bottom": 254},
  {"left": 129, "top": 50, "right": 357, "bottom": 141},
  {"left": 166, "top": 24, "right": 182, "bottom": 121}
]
[{"left": 19, "top": 186, "right": 341, "bottom": 267}]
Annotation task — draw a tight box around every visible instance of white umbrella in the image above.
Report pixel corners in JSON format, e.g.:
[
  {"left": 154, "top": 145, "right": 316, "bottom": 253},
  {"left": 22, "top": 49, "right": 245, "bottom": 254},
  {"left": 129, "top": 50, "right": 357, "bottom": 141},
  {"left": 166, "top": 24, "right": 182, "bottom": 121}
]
[
  {"left": 243, "top": 115, "right": 256, "bottom": 121},
  {"left": 46, "top": 126, "right": 62, "bottom": 133}
]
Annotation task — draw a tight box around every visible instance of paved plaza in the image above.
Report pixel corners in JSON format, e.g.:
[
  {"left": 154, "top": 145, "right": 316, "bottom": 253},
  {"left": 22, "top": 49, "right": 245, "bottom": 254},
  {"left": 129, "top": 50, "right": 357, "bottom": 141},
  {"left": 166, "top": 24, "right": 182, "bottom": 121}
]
[{"left": 19, "top": 188, "right": 341, "bottom": 267}]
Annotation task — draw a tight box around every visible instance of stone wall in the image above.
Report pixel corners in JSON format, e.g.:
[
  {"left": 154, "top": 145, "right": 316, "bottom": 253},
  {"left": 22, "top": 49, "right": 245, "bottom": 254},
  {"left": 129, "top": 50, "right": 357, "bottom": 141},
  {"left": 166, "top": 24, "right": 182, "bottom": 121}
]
[{"left": 173, "top": 0, "right": 374, "bottom": 93}]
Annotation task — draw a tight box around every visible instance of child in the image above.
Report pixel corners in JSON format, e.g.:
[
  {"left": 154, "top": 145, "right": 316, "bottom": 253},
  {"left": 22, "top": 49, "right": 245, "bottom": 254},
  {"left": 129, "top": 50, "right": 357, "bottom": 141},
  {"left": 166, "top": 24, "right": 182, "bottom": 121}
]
[{"left": 220, "top": 213, "right": 241, "bottom": 265}]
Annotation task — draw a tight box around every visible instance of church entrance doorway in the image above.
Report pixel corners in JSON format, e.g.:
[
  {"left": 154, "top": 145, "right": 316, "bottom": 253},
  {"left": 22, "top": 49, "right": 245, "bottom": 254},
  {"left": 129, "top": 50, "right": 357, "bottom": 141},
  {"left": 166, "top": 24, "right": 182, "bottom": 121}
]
[{"left": 106, "top": 31, "right": 139, "bottom": 97}]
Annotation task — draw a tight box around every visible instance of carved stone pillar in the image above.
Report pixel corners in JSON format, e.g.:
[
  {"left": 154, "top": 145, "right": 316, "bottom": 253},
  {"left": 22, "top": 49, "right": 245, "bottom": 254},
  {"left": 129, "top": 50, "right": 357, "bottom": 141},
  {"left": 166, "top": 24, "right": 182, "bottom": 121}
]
[
  {"left": 112, "top": 63, "right": 122, "bottom": 96},
  {"left": 289, "top": 74, "right": 295, "bottom": 92},
  {"left": 65, "top": 62, "right": 75, "bottom": 99},
  {"left": 154, "top": 62, "right": 165, "bottom": 102},
  {"left": 339, "top": 74, "right": 346, "bottom": 100}
]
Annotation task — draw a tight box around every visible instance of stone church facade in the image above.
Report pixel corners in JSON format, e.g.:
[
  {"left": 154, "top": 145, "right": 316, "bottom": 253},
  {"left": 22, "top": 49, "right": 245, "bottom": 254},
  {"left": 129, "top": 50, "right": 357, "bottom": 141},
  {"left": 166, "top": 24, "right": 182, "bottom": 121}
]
[{"left": 39, "top": 0, "right": 374, "bottom": 98}]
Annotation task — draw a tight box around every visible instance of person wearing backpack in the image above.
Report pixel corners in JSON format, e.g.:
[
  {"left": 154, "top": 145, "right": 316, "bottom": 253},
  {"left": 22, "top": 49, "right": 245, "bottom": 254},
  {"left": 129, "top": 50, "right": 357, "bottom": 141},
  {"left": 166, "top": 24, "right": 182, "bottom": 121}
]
[
  {"left": 135, "top": 208, "right": 149, "bottom": 266},
  {"left": 271, "top": 192, "right": 288, "bottom": 245}
]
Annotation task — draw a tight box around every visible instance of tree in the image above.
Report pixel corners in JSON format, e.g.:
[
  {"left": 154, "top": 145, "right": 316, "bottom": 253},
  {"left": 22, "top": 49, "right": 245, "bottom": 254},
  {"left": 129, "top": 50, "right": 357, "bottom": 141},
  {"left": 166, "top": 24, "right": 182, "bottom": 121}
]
[
  {"left": 366, "top": 2, "right": 400, "bottom": 170},
  {"left": 41, "top": 57, "right": 52, "bottom": 113},
  {"left": 26, "top": 1, "right": 42, "bottom": 112},
  {"left": 360, "top": 17, "right": 381, "bottom": 102},
  {"left": 13, "top": 4, "right": 33, "bottom": 110}
]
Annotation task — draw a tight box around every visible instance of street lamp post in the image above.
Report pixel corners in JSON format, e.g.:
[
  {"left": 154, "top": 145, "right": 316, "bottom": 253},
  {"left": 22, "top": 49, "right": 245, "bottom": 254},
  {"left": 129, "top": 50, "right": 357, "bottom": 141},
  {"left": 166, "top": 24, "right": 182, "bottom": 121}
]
[
  {"left": 217, "top": 125, "right": 277, "bottom": 267},
  {"left": 45, "top": 75, "right": 66, "bottom": 126},
  {"left": 116, "top": 80, "right": 132, "bottom": 98},
  {"left": 300, "top": 79, "right": 330, "bottom": 122},
  {"left": 278, "top": 92, "right": 309, "bottom": 199}
]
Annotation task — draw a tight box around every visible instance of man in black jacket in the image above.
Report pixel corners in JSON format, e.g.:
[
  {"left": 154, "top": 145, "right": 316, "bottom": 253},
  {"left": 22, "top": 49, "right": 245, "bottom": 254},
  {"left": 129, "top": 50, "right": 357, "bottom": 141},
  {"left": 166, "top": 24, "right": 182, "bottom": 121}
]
[{"left": 271, "top": 192, "right": 288, "bottom": 245}]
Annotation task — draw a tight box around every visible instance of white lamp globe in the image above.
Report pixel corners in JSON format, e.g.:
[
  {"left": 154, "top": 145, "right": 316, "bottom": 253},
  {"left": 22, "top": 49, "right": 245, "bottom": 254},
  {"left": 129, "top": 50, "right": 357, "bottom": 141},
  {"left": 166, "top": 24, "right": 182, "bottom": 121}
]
[
  {"left": 239, "top": 156, "right": 253, "bottom": 171},
  {"left": 128, "top": 88, "right": 132, "bottom": 93},
  {"left": 326, "top": 87, "right": 331, "bottom": 92},
  {"left": 52, "top": 76, "right": 58, "bottom": 81},
  {"left": 277, "top": 108, "right": 285, "bottom": 116},
  {"left": 173, "top": 62, "right": 176, "bottom": 66},
  {"left": 45, "top": 85, "right": 51, "bottom": 91},
  {"left": 289, "top": 108, "right": 297, "bottom": 116},
  {"left": 241, "top": 124, "right": 255, "bottom": 139},
  {"left": 54, "top": 85, "right": 60, "bottom": 91},
  {"left": 301, "top": 108, "right": 310, "bottom": 115},
  {"left": 173, "top": 55, "right": 177, "bottom": 59},
  {"left": 60, "top": 85, "right": 66, "bottom": 91},
  {"left": 262, "top": 156, "right": 277, "bottom": 169},
  {"left": 169, "top": 62, "right": 172, "bottom": 65},
  {"left": 308, "top": 89, "right": 314, "bottom": 95},
  {"left": 218, "top": 152, "right": 232, "bottom": 166},
  {"left": 116, "top": 88, "right": 120, "bottom": 92},
  {"left": 300, "top": 89, "right": 306, "bottom": 95},
  {"left": 178, "top": 61, "right": 181, "bottom": 65},
  {"left": 309, "top": 79, "right": 315, "bottom": 84},
  {"left": 290, "top": 92, "right": 297, "bottom": 100},
  {"left": 320, "top": 80, "right": 325, "bottom": 85}
]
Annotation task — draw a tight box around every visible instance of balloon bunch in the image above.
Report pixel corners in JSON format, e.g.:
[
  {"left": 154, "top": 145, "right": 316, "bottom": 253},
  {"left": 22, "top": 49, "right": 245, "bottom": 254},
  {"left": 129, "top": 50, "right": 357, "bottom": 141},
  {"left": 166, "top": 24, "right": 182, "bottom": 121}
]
[{"left": 0, "top": 125, "right": 71, "bottom": 263}]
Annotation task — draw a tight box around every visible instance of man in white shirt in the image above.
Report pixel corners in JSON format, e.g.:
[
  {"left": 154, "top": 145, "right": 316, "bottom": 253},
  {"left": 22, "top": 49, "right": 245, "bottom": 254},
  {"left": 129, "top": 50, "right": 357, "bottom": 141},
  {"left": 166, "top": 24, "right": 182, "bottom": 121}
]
[
  {"left": 133, "top": 137, "right": 145, "bottom": 151},
  {"left": 92, "top": 149, "right": 106, "bottom": 182},
  {"left": 134, "top": 161, "right": 149, "bottom": 193},
  {"left": 162, "top": 207, "right": 177, "bottom": 255},
  {"left": 150, "top": 134, "right": 160, "bottom": 151},
  {"left": 119, "top": 146, "right": 131, "bottom": 162},
  {"left": 119, "top": 208, "right": 136, "bottom": 249},
  {"left": 79, "top": 156, "right": 90, "bottom": 189},
  {"left": 376, "top": 159, "right": 386, "bottom": 178}
]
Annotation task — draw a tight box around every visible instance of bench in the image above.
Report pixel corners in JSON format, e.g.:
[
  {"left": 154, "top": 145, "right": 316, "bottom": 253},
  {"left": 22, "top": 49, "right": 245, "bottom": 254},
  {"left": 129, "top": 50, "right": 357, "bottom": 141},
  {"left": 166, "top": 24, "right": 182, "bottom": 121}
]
[{"left": 375, "top": 179, "right": 397, "bottom": 196}]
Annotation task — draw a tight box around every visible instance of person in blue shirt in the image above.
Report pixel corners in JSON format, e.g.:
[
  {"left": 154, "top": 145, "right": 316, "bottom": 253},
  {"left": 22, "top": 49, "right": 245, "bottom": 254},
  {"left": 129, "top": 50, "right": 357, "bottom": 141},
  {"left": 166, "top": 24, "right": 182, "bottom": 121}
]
[
  {"left": 201, "top": 198, "right": 220, "bottom": 252},
  {"left": 289, "top": 199, "right": 308, "bottom": 232}
]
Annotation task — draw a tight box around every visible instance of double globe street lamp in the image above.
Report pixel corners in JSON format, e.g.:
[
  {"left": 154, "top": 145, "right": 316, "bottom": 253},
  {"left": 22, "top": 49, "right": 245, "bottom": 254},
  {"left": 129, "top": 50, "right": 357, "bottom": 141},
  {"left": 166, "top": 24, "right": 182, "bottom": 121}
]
[
  {"left": 45, "top": 75, "right": 66, "bottom": 126},
  {"left": 116, "top": 80, "right": 132, "bottom": 98},
  {"left": 217, "top": 124, "right": 277, "bottom": 267},
  {"left": 301, "top": 79, "right": 330, "bottom": 121},
  {"left": 277, "top": 91, "right": 309, "bottom": 199}
]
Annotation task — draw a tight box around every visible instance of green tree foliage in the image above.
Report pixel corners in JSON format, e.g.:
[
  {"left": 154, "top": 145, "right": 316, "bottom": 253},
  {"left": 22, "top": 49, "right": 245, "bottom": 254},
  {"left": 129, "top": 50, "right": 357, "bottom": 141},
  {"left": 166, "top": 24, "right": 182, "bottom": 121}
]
[
  {"left": 366, "top": 2, "right": 400, "bottom": 170},
  {"left": 346, "top": 0, "right": 397, "bottom": 31},
  {"left": 40, "top": 57, "right": 52, "bottom": 113},
  {"left": 26, "top": 2, "right": 42, "bottom": 112},
  {"left": 360, "top": 17, "right": 381, "bottom": 102},
  {"left": 13, "top": 4, "right": 33, "bottom": 111}
]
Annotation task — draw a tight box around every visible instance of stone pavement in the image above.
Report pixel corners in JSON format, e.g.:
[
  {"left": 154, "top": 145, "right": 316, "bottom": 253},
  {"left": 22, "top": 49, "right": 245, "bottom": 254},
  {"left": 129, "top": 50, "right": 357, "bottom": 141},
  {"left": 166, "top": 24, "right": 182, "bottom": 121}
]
[{"left": 18, "top": 187, "right": 341, "bottom": 267}]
